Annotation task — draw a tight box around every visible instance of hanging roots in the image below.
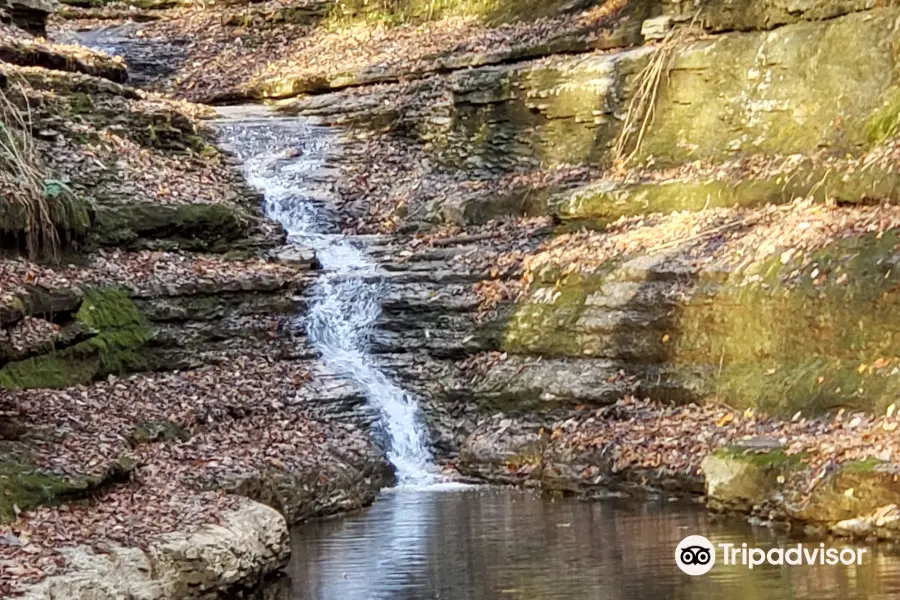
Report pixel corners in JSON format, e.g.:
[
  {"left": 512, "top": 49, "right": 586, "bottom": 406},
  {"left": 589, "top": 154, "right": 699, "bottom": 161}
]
[{"left": 613, "top": 13, "right": 702, "bottom": 167}]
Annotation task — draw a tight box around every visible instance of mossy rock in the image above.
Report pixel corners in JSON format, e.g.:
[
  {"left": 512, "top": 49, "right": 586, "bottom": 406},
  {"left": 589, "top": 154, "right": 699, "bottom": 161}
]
[
  {"left": 0, "top": 287, "right": 154, "bottom": 389},
  {"left": 0, "top": 455, "right": 136, "bottom": 524},
  {"left": 90, "top": 201, "right": 253, "bottom": 251},
  {"left": 546, "top": 165, "right": 900, "bottom": 225},
  {"left": 795, "top": 460, "right": 900, "bottom": 523},
  {"left": 493, "top": 229, "right": 900, "bottom": 415},
  {"left": 432, "top": 8, "right": 900, "bottom": 182},
  {"left": 672, "top": 232, "right": 900, "bottom": 414},
  {"left": 701, "top": 446, "right": 804, "bottom": 512},
  {"left": 638, "top": 9, "right": 900, "bottom": 164}
]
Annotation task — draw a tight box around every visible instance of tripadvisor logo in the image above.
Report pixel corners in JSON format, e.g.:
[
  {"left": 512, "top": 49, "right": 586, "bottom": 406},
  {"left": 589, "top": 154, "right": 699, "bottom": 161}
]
[
  {"left": 676, "top": 535, "right": 715, "bottom": 576},
  {"left": 676, "top": 535, "right": 868, "bottom": 576}
]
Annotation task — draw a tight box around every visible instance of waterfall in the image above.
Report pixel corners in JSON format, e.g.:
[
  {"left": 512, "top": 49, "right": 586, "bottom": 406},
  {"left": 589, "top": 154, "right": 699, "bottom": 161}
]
[{"left": 217, "top": 109, "right": 436, "bottom": 484}]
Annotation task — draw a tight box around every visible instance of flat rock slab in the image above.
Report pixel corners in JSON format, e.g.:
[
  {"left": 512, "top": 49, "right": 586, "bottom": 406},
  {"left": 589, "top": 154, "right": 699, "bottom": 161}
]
[{"left": 19, "top": 500, "right": 289, "bottom": 600}]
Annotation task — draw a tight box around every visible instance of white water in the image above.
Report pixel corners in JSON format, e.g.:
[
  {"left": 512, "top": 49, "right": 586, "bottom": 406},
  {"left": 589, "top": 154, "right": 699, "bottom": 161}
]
[{"left": 217, "top": 110, "right": 436, "bottom": 484}]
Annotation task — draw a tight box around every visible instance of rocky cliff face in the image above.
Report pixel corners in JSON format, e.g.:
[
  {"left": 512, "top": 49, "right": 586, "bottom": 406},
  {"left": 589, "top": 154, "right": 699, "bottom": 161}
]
[
  {"left": 275, "top": 2, "right": 900, "bottom": 430},
  {"left": 271, "top": 0, "right": 900, "bottom": 532}
]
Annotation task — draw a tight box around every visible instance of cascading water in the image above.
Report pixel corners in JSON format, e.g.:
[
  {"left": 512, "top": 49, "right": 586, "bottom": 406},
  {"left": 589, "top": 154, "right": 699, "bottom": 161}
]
[{"left": 217, "top": 108, "right": 436, "bottom": 484}]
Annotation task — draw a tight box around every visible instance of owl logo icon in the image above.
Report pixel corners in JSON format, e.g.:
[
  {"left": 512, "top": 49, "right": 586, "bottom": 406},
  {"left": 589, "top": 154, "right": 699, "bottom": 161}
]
[{"left": 676, "top": 535, "right": 716, "bottom": 576}]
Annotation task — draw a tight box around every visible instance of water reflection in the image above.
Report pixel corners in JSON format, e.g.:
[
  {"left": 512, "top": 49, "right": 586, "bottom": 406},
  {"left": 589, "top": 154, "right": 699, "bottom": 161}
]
[{"left": 281, "top": 487, "right": 900, "bottom": 600}]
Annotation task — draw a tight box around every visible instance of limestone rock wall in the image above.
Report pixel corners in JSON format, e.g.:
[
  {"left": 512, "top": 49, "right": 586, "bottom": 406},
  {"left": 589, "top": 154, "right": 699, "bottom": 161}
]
[{"left": 277, "top": 4, "right": 900, "bottom": 461}]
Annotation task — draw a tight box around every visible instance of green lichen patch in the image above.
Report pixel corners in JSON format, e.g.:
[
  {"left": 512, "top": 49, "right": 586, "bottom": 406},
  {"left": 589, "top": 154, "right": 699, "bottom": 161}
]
[{"left": 0, "top": 287, "right": 154, "bottom": 389}]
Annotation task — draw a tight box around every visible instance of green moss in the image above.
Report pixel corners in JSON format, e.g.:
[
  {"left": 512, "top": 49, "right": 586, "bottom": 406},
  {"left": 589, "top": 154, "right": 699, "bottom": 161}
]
[
  {"left": 75, "top": 287, "right": 155, "bottom": 374},
  {"left": 90, "top": 201, "right": 250, "bottom": 250},
  {"left": 0, "top": 287, "right": 154, "bottom": 389},
  {"left": 715, "top": 446, "right": 805, "bottom": 468},
  {"left": 842, "top": 458, "right": 887, "bottom": 473},
  {"left": 0, "top": 455, "right": 135, "bottom": 523}
]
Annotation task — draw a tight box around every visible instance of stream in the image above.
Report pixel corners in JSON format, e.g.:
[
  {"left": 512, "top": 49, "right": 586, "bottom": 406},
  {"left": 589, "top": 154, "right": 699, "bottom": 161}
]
[
  {"left": 277, "top": 486, "right": 900, "bottom": 600},
  {"left": 216, "top": 107, "right": 436, "bottom": 483}
]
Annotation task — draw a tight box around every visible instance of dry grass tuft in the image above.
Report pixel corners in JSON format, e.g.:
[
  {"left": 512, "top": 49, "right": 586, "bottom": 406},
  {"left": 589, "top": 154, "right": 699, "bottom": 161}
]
[{"left": 0, "top": 76, "right": 78, "bottom": 261}]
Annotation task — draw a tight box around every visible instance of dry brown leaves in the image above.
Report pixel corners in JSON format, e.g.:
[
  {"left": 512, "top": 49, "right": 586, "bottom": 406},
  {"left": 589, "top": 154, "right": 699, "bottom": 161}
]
[
  {"left": 542, "top": 396, "right": 900, "bottom": 493},
  {"left": 54, "top": 0, "right": 635, "bottom": 102},
  {"left": 0, "top": 249, "right": 308, "bottom": 308},
  {"left": 0, "top": 358, "right": 375, "bottom": 595}
]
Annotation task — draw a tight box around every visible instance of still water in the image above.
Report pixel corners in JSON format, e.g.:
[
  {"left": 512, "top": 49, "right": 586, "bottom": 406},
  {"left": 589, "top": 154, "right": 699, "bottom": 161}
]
[{"left": 276, "top": 486, "right": 900, "bottom": 600}]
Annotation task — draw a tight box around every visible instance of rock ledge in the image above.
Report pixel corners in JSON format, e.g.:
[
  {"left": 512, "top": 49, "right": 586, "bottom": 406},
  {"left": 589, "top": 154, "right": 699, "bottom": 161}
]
[{"left": 19, "top": 500, "right": 289, "bottom": 600}]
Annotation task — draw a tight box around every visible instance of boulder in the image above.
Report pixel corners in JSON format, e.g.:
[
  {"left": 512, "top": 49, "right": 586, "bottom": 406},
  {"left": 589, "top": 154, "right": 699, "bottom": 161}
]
[
  {"left": 2, "top": 0, "right": 57, "bottom": 35},
  {"left": 701, "top": 446, "right": 797, "bottom": 512},
  {"left": 19, "top": 500, "right": 290, "bottom": 599}
]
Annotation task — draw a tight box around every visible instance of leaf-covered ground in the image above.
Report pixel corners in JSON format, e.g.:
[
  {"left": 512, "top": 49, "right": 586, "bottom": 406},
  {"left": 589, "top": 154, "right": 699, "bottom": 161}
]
[
  {"left": 0, "top": 249, "right": 307, "bottom": 308},
  {"left": 0, "top": 358, "right": 384, "bottom": 595},
  {"left": 52, "top": 0, "right": 638, "bottom": 101},
  {"left": 464, "top": 395, "right": 900, "bottom": 502}
]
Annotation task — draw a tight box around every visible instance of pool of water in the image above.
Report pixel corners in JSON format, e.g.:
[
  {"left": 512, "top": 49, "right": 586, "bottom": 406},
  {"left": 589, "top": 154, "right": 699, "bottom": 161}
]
[{"left": 270, "top": 486, "right": 900, "bottom": 600}]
